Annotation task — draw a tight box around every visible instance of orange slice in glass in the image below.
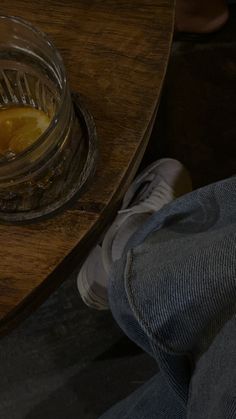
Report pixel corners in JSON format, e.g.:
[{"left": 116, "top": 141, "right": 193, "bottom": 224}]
[{"left": 0, "top": 106, "right": 51, "bottom": 154}]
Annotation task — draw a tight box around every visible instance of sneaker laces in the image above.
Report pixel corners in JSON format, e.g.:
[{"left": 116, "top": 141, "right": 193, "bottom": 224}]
[{"left": 119, "top": 178, "right": 174, "bottom": 215}]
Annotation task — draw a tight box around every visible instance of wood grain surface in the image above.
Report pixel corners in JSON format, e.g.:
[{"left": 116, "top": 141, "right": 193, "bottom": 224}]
[{"left": 0, "top": 0, "right": 174, "bottom": 334}]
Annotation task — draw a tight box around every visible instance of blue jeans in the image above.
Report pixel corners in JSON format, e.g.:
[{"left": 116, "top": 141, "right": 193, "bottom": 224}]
[{"left": 100, "top": 176, "right": 236, "bottom": 419}]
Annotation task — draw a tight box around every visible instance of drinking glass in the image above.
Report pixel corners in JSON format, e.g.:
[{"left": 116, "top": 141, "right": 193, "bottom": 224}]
[{"left": 0, "top": 15, "right": 96, "bottom": 222}]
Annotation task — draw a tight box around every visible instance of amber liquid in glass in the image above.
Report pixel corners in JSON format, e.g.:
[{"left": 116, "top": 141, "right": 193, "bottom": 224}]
[{"left": 0, "top": 105, "right": 50, "bottom": 156}]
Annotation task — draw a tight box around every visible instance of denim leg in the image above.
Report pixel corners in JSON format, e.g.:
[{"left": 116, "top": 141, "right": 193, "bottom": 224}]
[
  {"left": 99, "top": 373, "right": 185, "bottom": 419},
  {"left": 187, "top": 314, "right": 236, "bottom": 419},
  {"left": 101, "top": 176, "right": 236, "bottom": 418}
]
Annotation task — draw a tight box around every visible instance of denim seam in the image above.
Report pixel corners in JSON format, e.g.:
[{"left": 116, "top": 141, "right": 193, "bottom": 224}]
[
  {"left": 124, "top": 249, "right": 190, "bottom": 406},
  {"left": 124, "top": 248, "right": 191, "bottom": 358}
]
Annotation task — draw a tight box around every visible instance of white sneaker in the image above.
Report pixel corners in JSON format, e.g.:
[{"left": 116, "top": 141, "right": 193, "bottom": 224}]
[{"left": 77, "top": 158, "right": 192, "bottom": 310}]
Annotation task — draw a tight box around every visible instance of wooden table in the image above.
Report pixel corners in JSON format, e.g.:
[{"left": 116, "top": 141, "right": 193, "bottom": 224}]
[{"left": 0, "top": 0, "right": 174, "bottom": 335}]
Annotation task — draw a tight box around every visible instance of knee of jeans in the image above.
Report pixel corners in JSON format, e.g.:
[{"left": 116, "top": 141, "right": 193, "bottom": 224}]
[{"left": 108, "top": 256, "right": 153, "bottom": 356}]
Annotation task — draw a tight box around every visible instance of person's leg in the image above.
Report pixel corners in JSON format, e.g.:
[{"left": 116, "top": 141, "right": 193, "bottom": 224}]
[
  {"left": 175, "top": 0, "right": 229, "bottom": 33},
  {"left": 99, "top": 175, "right": 236, "bottom": 418},
  {"left": 99, "top": 373, "right": 185, "bottom": 419},
  {"left": 187, "top": 314, "right": 236, "bottom": 419},
  {"left": 78, "top": 159, "right": 192, "bottom": 310}
]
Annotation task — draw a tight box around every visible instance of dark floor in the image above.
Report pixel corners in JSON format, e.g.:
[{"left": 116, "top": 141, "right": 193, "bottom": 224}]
[
  {"left": 0, "top": 274, "right": 156, "bottom": 419},
  {"left": 1, "top": 6, "right": 236, "bottom": 419}
]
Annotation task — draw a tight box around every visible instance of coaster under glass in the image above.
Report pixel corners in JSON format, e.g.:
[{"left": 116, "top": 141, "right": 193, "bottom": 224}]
[{"left": 0, "top": 93, "right": 97, "bottom": 223}]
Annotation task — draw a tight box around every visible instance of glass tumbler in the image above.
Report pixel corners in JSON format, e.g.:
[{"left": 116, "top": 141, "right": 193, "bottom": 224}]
[{"left": 0, "top": 15, "right": 96, "bottom": 223}]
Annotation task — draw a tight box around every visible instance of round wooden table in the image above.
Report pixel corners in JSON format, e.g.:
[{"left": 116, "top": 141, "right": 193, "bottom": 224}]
[{"left": 0, "top": 0, "right": 174, "bottom": 335}]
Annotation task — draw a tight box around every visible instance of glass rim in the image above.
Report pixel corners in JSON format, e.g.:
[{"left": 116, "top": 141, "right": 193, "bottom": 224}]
[{"left": 0, "top": 15, "right": 68, "bottom": 166}]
